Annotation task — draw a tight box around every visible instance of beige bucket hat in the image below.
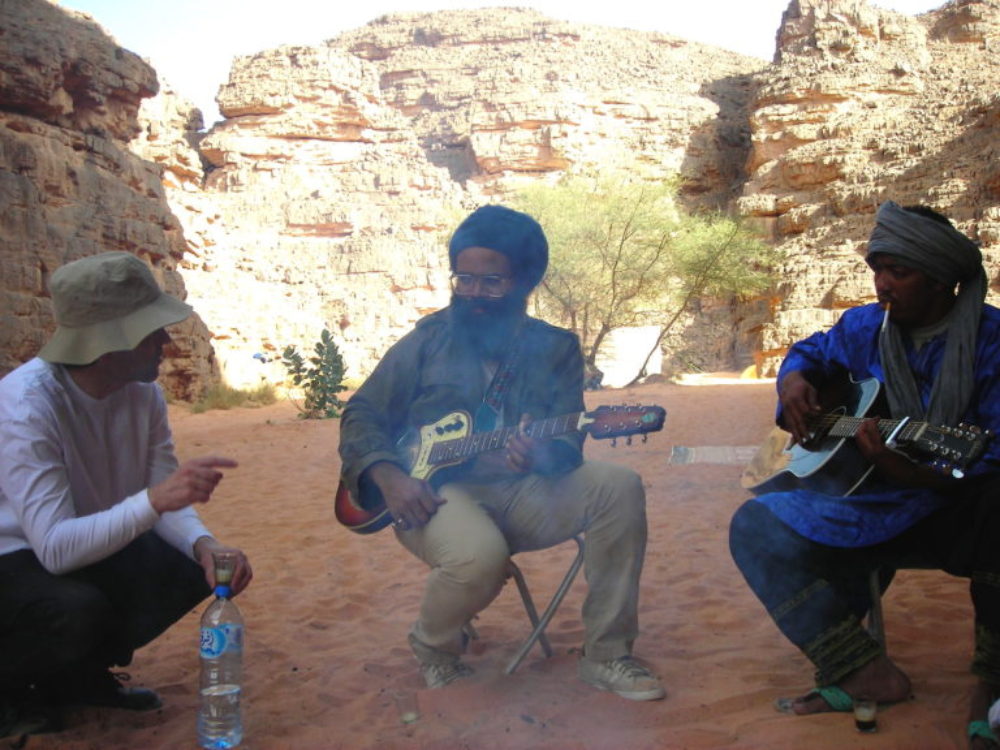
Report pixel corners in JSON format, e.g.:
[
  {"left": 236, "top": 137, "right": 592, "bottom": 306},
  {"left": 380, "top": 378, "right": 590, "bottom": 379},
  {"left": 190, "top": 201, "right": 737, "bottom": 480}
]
[{"left": 38, "top": 252, "right": 193, "bottom": 365}]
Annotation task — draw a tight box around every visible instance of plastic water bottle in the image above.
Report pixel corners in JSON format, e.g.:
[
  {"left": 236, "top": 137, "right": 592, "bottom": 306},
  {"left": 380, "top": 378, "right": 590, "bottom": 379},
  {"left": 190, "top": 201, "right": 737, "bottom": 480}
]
[{"left": 197, "top": 552, "right": 244, "bottom": 749}]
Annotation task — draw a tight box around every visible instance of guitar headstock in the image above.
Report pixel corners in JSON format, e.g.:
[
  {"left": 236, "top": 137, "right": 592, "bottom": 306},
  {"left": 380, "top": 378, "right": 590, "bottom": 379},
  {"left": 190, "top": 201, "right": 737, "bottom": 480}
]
[
  {"left": 582, "top": 405, "right": 666, "bottom": 440},
  {"left": 915, "top": 423, "right": 993, "bottom": 476}
]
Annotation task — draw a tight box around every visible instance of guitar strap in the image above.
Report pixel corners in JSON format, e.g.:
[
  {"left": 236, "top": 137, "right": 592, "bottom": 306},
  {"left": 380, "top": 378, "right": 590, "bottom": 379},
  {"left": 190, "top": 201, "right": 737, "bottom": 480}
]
[{"left": 475, "top": 320, "right": 526, "bottom": 432}]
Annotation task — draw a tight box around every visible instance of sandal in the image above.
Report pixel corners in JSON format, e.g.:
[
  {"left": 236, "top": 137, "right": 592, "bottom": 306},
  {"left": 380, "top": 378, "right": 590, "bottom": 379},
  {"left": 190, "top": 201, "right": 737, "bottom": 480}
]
[
  {"left": 775, "top": 685, "right": 853, "bottom": 714},
  {"left": 969, "top": 720, "right": 999, "bottom": 747}
]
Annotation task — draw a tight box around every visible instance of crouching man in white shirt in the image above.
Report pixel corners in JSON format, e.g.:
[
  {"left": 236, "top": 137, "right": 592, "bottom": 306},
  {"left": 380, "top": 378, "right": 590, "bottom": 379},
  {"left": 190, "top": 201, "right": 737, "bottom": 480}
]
[{"left": 0, "top": 252, "right": 252, "bottom": 737}]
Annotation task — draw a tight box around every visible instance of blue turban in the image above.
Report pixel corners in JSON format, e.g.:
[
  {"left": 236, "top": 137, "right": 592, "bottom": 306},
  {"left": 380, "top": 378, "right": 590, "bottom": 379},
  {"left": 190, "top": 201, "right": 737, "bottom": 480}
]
[{"left": 448, "top": 205, "right": 548, "bottom": 290}]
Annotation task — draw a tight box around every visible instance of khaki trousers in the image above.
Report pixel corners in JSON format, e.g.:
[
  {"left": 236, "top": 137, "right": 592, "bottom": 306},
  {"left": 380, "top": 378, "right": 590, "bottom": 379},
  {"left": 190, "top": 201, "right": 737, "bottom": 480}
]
[{"left": 396, "top": 460, "right": 647, "bottom": 662}]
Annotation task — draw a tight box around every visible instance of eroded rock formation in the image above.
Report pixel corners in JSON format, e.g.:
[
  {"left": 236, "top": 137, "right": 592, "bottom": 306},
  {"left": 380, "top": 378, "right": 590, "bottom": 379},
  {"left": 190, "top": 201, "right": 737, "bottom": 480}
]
[
  {"left": 0, "top": 0, "right": 216, "bottom": 397},
  {"left": 741, "top": 0, "right": 1000, "bottom": 374},
  {"left": 148, "top": 8, "right": 764, "bottom": 387},
  {"left": 4, "top": 0, "right": 1000, "bottom": 391}
]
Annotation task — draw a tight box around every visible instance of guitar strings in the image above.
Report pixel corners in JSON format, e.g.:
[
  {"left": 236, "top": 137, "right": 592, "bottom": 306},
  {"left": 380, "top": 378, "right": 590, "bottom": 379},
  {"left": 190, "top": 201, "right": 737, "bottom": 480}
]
[
  {"left": 806, "top": 414, "right": 914, "bottom": 440},
  {"left": 428, "top": 413, "right": 582, "bottom": 461}
]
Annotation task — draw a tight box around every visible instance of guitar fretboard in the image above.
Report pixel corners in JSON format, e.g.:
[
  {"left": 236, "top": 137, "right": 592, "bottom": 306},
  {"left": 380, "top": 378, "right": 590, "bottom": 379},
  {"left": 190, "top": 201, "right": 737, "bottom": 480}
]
[
  {"left": 813, "top": 415, "right": 925, "bottom": 443},
  {"left": 427, "top": 412, "right": 583, "bottom": 465}
]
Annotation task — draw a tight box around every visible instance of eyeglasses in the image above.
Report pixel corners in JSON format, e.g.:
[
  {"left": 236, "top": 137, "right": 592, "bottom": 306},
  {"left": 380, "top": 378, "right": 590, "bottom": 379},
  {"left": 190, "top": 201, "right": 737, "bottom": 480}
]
[{"left": 450, "top": 273, "right": 511, "bottom": 298}]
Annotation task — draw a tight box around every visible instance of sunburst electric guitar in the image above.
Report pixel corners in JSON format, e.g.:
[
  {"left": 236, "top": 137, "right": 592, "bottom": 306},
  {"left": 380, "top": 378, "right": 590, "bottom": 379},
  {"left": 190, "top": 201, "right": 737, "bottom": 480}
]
[
  {"left": 335, "top": 404, "right": 667, "bottom": 534},
  {"left": 741, "top": 377, "right": 992, "bottom": 496}
]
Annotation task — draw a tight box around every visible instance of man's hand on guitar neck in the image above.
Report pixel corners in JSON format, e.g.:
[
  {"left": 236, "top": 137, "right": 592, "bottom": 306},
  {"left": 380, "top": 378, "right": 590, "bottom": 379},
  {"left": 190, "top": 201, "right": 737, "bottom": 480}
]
[
  {"left": 472, "top": 414, "right": 538, "bottom": 475},
  {"left": 505, "top": 414, "right": 536, "bottom": 474},
  {"left": 367, "top": 462, "right": 445, "bottom": 530},
  {"left": 855, "top": 418, "right": 957, "bottom": 491},
  {"left": 778, "top": 371, "right": 823, "bottom": 445},
  {"left": 505, "top": 413, "right": 560, "bottom": 475}
]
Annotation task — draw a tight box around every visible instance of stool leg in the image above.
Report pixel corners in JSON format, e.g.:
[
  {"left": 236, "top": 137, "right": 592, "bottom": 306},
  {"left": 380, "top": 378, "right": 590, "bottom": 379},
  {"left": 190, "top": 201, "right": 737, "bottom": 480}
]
[
  {"left": 866, "top": 568, "right": 886, "bottom": 649},
  {"left": 506, "top": 536, "right": 585, "bottom": 675},
  {"left": 509, "top": 563, "right": 553, "bottom": 659}
]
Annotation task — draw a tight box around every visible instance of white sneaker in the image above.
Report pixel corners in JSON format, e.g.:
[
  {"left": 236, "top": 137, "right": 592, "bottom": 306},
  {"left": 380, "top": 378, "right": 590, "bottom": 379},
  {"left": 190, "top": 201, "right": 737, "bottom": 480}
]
[
  {"left": 409, "top": 632, "right": 474, "bottom": 689},
  {"left": 578, "top": 656, "right": 666, "bottom": 701},
  {"left": 419, "top": 660, "right": 474, "bottom": 689}
]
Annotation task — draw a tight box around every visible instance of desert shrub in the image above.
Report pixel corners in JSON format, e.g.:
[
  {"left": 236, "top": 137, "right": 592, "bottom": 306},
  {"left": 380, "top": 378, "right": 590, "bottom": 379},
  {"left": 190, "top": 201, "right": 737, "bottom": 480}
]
[
  {"left": 281, "top": 328, "right": 348, "bottom": 419},
  {"left": 190, "top": 382, "right": 276, "bottom": 413}
]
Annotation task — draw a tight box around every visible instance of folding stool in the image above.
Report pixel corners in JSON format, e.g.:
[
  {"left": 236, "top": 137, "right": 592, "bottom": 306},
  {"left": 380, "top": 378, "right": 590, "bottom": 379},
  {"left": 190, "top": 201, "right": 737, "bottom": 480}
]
[
  {"left": 504, "top": 535, "right": 585, "bottom": 674},
  {"left": 866, "top": 568, "right": 886, "bottom": 647}
]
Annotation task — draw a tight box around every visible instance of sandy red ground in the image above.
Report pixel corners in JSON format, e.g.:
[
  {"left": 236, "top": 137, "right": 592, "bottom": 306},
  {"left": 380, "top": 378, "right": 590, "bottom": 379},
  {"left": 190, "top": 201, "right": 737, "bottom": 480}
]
[{"left": 27, "top": 380, "right": 978, "bottom": 749}]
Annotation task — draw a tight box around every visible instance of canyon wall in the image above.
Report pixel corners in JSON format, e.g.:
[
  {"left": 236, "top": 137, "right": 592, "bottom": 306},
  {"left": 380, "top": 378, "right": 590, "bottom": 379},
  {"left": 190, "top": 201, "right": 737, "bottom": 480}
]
[
  {"left": 3, "top": 0, "right": 999, "bottom": 391},
  {"left": 0, "top": 0, "right": 216, "bottom": 396},
  {"left": 139, "top": 8, "right": 764, "bottom": 387},
  {"left": 740, "top": 0, "right": 1000, "bottom": 375}
]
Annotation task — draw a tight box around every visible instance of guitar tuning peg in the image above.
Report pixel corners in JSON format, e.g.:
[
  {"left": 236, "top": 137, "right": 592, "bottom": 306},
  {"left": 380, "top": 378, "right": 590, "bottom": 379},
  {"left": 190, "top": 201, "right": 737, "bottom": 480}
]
[
  {"left": 626, "top": 436, "right": 633, "bottom": 446},
  {"left": 611, "top": 438, "right": 617, "bottom": 447},
  {"left": 642, "top": 434, "right": 648, "bottom": 443}
]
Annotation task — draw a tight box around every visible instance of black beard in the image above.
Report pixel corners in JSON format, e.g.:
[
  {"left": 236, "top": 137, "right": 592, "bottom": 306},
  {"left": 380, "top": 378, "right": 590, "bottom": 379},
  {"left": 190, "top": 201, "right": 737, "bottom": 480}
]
[{"left": 450, "top": 293, "right": 526, "bottom": 360}]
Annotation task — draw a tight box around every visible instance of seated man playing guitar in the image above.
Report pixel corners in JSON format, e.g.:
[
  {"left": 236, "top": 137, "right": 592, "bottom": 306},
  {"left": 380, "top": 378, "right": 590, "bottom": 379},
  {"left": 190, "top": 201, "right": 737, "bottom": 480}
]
[
  {"left": 338, "top": 205, "right": 665, "bottom": 700},
  {"left": 730, "top": 202, "right": 1000, "bottom": 748}
]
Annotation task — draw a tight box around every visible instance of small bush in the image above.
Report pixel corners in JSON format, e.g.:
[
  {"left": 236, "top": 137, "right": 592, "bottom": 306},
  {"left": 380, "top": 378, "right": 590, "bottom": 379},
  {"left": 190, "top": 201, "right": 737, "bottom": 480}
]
[
  {"left": 191, "top": 382, "right": 277, "bottom": 413},
  {"left": 281, "top": 328, "right": 348, "bottom": 419}
]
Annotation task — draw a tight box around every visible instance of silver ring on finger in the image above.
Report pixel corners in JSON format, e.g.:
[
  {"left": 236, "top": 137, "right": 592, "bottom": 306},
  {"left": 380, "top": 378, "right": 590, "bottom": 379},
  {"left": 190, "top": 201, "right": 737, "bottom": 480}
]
[{"left": 393, "top": 517, "right": 410, "bottom": 530}]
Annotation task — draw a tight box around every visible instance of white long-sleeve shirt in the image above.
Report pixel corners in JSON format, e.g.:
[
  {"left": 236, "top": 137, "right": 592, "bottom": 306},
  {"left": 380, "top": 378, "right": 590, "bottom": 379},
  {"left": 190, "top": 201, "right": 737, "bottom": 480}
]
[{"left": 0, "top": 358, "right": 210, "bottom": 573}]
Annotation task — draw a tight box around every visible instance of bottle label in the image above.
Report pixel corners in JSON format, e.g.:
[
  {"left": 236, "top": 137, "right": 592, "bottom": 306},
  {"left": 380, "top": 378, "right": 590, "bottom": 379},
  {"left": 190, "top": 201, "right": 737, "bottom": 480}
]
[{"left": 200, "top": 624, "right": 244, "bottom": 659}]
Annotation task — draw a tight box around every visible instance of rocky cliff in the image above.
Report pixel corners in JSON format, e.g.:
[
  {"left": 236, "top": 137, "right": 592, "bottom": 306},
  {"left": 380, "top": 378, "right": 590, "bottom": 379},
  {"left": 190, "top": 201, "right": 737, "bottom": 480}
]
[
  {"left": 0, "top": 0, "right": 217, "bottom": 396},
  {"left": 4, "top": 0, "right": 1000, "bottom": 391},
  {"left": 740, "top": 0, "right": 1000, "bottom": 374},
  {"left": 142, "top": 8, "right": 765, "bottom": 387}
]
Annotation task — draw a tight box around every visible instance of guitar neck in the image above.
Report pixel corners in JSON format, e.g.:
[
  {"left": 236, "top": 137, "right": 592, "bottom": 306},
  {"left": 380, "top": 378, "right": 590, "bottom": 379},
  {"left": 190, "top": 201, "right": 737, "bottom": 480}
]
[
  {"left": 428, "top": 412, "right": 583, "bottom": 466},
  {"left": 819, "top": 415, "right": 925, "bottom": 443}
]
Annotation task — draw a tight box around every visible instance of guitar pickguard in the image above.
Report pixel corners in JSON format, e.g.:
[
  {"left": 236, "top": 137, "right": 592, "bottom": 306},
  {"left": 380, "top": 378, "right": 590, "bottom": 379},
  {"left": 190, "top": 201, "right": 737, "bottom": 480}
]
[
  {"left": 407, "top": 411, "right": 473, "bottom": 480},
  {"left": 783, "top": 377, "right": 881, "bottom": 494},
  {"left": 743, "top": 377, "right": 881, "bottom": 496}
]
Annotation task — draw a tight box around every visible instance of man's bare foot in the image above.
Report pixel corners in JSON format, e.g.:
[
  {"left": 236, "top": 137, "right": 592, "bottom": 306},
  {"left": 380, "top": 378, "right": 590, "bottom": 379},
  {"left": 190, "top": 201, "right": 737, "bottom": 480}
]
[
  {"left": 968, "top": 680, "right": 1000, "bottom": 750},
  {"left": 779, "top": 654, "right": 912, "bottom": 715}
]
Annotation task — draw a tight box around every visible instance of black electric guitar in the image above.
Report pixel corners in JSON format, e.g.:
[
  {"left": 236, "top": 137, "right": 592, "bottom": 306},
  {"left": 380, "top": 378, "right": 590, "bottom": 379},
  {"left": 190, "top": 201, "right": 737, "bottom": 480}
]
[
  {"left": 335, "top": 404, "right": 666, "bottom": 534},
  {"left": 741, "top": 377, "right": 992, "bottom": 496}
]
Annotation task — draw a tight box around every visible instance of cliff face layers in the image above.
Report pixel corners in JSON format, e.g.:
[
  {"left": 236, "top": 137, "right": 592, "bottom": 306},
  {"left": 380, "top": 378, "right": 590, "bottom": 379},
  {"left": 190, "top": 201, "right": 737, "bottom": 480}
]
[
  {"left": 0, "top": 0, "right": 216, "bottom": 396},
  {"left": 740, "top": 0, "right": 1000, "bottom": 373},
  {"left": 145, "top": 8, "right": 763, "bottom": 386},
  {"left": 3, "top": 0, "right": 1000, "bottom": 389}
]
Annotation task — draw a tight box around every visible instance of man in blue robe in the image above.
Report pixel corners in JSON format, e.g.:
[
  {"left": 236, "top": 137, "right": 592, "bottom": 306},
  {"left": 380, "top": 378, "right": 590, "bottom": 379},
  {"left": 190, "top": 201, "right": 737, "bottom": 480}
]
[{"left": 730, "top": 202, "right": 1000, "bottom": 747}]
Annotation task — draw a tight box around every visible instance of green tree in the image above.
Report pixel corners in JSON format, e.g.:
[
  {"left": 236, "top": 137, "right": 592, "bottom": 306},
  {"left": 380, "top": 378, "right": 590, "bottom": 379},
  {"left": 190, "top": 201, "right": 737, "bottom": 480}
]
[
  {"left": 512, "top": 175, "right": 777, "bottom": 379},
  {"left": 281, "top": 328, "right": 348, "bottom": 419}
]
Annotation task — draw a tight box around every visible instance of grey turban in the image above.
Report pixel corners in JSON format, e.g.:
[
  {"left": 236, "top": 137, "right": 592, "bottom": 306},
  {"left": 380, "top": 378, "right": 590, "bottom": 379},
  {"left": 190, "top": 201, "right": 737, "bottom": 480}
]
[
  {"left": 867, "top": 201, "right": 986, "bottom": 426},
  {"left": 867, "top": 200, "right": 983, "bottom": 286}
]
